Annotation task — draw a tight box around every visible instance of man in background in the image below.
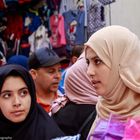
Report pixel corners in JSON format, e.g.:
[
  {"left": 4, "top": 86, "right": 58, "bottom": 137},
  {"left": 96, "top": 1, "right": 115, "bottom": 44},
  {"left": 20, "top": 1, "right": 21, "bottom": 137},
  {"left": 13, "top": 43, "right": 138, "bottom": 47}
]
[{"left": 28, "top": 47, "right": 66, "bottom": 113}]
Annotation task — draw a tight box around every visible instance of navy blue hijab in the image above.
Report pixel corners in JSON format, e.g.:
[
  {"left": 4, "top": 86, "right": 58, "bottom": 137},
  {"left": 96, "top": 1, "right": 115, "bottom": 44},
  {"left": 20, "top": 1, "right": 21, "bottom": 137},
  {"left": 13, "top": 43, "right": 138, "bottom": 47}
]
[{"left": 0, "top": 64, "right": 64, "bottom": 140}]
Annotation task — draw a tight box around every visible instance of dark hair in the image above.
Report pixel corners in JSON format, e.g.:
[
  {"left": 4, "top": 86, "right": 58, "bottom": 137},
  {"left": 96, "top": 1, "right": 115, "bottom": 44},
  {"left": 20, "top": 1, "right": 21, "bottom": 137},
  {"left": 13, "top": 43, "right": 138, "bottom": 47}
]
[{"left": 71, "top": 45, "right": 84, "bottom": 58}]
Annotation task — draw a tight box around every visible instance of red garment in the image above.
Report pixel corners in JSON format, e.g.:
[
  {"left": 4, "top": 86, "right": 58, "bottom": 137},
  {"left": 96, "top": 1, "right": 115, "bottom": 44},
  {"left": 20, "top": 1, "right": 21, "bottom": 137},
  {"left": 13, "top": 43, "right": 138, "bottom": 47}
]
[
  {"left": 18, "top": 0, "right": 31, "bottom": 4},
  {"left": 4, "top": 14, "right": 23, "bottom": 39},
  {"left": 50, "top": 14, "right": 66, "bottom": 48},
  {"left": 37, "top": 93, "right": 58, "bottom": 113},
  {"left": 0, "top": 0, "right": 5, "bottom": 10}
]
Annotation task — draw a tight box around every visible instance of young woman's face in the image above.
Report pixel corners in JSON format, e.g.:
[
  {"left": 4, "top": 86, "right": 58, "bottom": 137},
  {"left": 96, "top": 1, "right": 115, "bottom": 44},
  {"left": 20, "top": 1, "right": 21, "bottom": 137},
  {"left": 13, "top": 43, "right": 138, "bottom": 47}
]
[
  {"left": 85, "top": 47, "right": 111, "bottom": 96},
  {"left": 0, "top": 76, "right": 31, "bottom": 123}
]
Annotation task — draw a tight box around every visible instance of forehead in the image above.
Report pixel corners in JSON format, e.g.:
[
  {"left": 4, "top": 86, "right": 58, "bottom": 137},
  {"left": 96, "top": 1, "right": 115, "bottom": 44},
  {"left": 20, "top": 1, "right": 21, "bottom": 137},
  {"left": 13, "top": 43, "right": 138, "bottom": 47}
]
[
  {"left": 3, "top": 76, "right": 25, "bottom": 84},
  {"left": 1, "top": 76, "right": 26, "bottom": 91},
  {"left": 85, "top": 47, "right": 97, "bottom": 59}
]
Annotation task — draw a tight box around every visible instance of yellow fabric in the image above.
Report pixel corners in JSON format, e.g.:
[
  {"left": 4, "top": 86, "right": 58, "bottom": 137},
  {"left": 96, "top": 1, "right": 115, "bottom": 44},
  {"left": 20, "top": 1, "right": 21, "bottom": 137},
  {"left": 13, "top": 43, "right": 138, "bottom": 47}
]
[{"left": 85, "top": 25, "right": 140, "bottom": 121}]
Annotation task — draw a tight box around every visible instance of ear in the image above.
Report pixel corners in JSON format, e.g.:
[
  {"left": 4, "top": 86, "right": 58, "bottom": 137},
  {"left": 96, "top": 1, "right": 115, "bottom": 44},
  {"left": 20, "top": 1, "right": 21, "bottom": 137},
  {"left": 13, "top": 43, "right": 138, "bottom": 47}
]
[{"left": 29, "top": 69, "right": 38, "bottom": 80}]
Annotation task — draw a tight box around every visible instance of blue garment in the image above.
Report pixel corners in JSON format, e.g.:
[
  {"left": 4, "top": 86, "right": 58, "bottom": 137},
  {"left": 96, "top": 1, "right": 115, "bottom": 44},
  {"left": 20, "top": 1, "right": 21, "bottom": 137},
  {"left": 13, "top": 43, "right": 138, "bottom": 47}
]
[
  {"left": 7, "top": 55, "right": 28, "bottom": 70},
  {"left": 23, "top": 13, "right": 42, "bottom": 33},
  {"left": 63, "top": 9, "right": 85, "bottom": 45},
  {"left": 58, "top": 69, "right": 67, "bottom": 95}
]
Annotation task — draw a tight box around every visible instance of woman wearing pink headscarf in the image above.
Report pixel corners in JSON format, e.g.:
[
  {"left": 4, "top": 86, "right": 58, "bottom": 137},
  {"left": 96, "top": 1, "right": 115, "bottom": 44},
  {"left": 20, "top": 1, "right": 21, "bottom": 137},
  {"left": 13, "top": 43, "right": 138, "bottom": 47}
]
[{"left": 51, "top": 52, "right": 98, "bottom": 140}]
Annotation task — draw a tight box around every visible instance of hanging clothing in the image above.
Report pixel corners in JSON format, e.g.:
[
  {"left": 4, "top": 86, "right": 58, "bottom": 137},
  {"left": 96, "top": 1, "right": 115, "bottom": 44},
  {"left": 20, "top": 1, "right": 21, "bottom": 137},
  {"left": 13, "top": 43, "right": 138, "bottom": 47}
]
[
  {"left": 4, "top": 13, "right": 23, "bottom": 39},
  {"left": 87, "top": 2, "right": 106, "bottom": 38},
  {"left": 28, "top": 25, "right": 52, "bottom": 54},
  {"left": 98, "top": 0, "right": 116, "bottom": 5},
  {"left": 59, "top": 0, "right": 77, "bottom": 14},
  {"left": 0, "top": 0, "right": 6, "bottom": 10},
  {"left": 18, "top": 0, "right": 31, "bottom": 5},
  {"left": 63, "top": 9, "right": 85, "bottom": 46},
  {"left": 23, "top": 12, "right": 42, "bottom": 33},
  {"left": 0, "top": 64, "right": 65, "bottom": 140},
  {"left": 50, "top": 13, "right": 66, "bottom": 48}
]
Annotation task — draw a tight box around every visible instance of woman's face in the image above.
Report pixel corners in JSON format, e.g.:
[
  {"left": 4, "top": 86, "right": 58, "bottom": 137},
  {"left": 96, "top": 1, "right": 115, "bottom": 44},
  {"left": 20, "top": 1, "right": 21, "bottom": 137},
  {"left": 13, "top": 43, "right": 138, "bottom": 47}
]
[
  {"left": 85, "top": 47, "right": 111, "bottom": 96},
  {"left": 0, "top": 76, "right": 31, "bottom": 123}
]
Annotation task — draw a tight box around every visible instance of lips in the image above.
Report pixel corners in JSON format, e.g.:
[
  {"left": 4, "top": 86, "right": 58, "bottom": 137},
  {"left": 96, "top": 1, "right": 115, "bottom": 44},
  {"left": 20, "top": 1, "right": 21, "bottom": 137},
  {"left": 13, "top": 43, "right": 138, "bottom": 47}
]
[
  {"left": 92, "top": 80, "right": 100, "bottom": 84},
  {"left": 11, "top": 110, "right": 24, "bottom": 116},
  {"left": 91, "top": 80, "right": 100, "bottom": 87},
  {"left": 52, "top": 82, "right": 59, "bottom": 86}
]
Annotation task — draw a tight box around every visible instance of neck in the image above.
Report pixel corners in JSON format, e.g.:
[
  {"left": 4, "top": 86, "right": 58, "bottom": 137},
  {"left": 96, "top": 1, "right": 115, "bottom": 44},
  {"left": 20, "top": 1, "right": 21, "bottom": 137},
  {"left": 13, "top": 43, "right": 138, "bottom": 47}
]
[{"left": 36, "top": 90, "right": 56, "bottom": 105}]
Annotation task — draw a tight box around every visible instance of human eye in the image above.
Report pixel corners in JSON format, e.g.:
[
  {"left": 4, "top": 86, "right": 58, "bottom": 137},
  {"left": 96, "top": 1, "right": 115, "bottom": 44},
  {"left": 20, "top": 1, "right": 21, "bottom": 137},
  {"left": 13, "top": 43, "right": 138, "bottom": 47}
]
[
  {"left": 86, "top": 59, "right": 90, "bottom": 65},
  {"left": 94, "top": 58, "right": 103, "bottom": 65},
  {"left": 0, "top": 92, "right": 11, "bottom": 99},
  {"left": 58, "top": 68, "right": 62, "bottom": 73},
  {"left": 48, "top": 69, "right": 55, "bottom": 74},
  {"left": 19, "top": 89, "right": 29, "bottom": 97}
]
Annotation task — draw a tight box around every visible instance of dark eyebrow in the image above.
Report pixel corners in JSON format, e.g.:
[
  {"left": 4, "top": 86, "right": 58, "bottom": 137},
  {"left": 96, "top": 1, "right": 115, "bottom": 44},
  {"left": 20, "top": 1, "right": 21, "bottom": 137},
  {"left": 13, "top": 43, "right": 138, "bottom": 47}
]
[
  {"left": 18, "top": 87, "right": 29, "bottom": 92},
  {"left": 0, "top": 90, "right": 11, "bottom": 95},
  {"left": 1, "top": 87, "right": 28, "bottom": 95}
]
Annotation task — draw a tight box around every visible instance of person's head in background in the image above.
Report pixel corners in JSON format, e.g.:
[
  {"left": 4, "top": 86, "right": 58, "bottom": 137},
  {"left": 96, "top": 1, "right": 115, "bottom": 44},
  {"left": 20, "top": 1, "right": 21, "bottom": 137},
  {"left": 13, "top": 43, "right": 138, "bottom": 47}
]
[
  {"left": 57, "top": 45, "right": 84, "bottom": 95},
  {"left": 85, "top": 25, "right": 140, "bottom": 121},
  {"left": 7, "top": 55, "right": 28, "bottom": 70},
  {"left": 28, "top": 47, "right": 66, "bottom": 112},
  {"left": 70, "top": 44, "right": 84, "bottom": 65}
]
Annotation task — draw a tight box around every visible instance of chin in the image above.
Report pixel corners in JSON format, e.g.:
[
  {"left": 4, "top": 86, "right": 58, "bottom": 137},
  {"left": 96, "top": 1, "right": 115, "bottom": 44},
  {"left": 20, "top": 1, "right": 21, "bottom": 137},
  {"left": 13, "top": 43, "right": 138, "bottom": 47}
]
[
  {"left": 11, "top": 116, "right": 26, "bottom": 123},
  {"left": 51, "top": 87, "right": 58, "bottom": 92},
  {"left": 96, "top": 90, "right": 106, "bottom": 96},
  {"left": 52, "top": 90, "right": 57, "bottom": 93}
]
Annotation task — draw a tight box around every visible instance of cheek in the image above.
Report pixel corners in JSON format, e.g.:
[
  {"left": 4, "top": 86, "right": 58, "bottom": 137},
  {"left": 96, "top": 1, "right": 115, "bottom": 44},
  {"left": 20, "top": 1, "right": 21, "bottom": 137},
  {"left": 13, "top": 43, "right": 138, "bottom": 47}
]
[
  {"left": 0, "top": 101, "right": 11, "bottom": 116},
  {"left": 101, "top": 69, "right": 110, "bottom": 85},
  {"left": 37, "top": 74, "right": 48, "bottom": 83},
  {"left": 25, "top": 96, "right": 31, "bottom": 110}
]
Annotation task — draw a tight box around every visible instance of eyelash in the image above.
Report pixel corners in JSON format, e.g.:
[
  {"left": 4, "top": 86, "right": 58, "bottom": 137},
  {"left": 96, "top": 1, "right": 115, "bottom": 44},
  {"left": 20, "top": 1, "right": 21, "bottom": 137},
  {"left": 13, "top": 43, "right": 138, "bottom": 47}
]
[
  {"left": 20, "top": 89, "right": 29, "bottom": 97},
  {"left": 86, "top": 59, "right": 89, "bottom": 65},
  {"left": 86, "top": 58, "right": 103, "bottom": 66},
  {"left": 94, "top": 58, "right": 103, "bottom": 65},
  {"left": 2, "top": 93, "right": 11, "bottom": 99},
  {"left": 1, "top": 89, "right": 29, "bottom": 99}
]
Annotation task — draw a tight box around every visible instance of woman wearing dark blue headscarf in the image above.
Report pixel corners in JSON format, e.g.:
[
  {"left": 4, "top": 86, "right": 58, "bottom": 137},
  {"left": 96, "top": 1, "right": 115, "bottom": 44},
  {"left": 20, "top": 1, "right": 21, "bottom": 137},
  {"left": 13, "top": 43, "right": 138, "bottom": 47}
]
[{"left": 0, "top": 64, "right": 65, "bottom": 140}]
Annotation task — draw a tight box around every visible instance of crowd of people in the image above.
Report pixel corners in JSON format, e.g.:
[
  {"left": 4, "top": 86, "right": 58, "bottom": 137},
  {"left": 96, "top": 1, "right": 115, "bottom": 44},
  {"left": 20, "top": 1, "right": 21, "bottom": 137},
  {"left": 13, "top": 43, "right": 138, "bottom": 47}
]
[{"left": 0, "top": 25, "right": 140, "bottom": 140}]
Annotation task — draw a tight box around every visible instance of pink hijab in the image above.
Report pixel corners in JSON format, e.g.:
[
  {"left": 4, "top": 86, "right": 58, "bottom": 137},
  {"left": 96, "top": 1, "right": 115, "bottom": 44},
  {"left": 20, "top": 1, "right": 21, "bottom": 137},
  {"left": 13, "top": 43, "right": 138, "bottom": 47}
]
[
  {"left": 65, "top": 53, "right": 98, "bottom": 104},
  {"left": 51, "top": 53, "right": 98, "bottom": 114}
]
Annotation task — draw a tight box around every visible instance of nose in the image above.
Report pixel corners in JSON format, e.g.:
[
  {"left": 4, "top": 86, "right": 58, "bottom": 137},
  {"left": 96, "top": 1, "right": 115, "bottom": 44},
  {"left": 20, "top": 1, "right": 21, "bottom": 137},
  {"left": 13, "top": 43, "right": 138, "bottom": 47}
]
[
  {"left": 54, "top": 71, "right": 61, "bottom": 80},
  {"left": 13, "top": 95, "right": 21, "bottom": 107},
  {"left": 87, "top": 64, "right": 95, "bottom": 78}
]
